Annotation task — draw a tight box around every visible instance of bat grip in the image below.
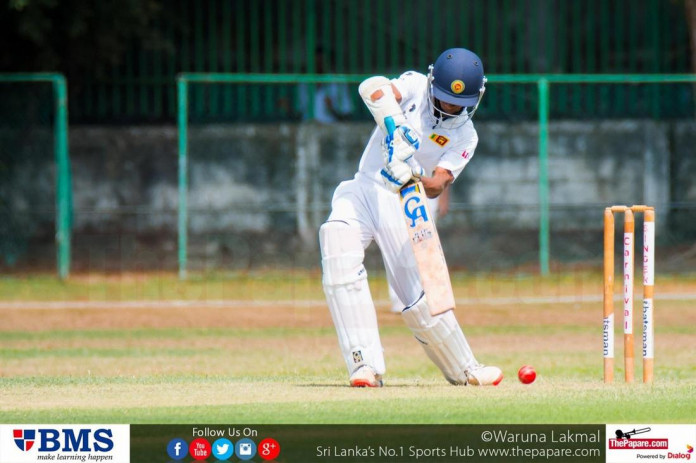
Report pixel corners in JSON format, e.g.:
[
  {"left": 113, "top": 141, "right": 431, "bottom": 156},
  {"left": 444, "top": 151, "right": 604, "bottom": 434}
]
[{"left": 384, "top": 116, "right": 397, "bottom": 135}]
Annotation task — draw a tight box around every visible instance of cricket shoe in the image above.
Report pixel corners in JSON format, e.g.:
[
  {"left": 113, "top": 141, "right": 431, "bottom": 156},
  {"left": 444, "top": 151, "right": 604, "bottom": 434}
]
[
  {"left": 349, "top": 366, "right": 383, "bottom": 388},
  {"left": 465, "top": 365, "right": 503, "bottom": 386}
]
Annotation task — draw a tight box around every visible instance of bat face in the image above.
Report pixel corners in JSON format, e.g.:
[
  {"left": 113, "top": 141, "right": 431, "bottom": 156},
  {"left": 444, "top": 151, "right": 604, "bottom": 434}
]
[
  {"left": 401, "top": 183, "right": 430, "bottom": 228},
  {"left": 399, "top": 182, "right": 455, "bottom": 315}
]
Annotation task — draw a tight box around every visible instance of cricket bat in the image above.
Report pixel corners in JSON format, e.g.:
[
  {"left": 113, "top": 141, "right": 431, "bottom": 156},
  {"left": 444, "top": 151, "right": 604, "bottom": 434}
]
[{"left": 399, "top": 181, "right": 456, "bottom": 315}]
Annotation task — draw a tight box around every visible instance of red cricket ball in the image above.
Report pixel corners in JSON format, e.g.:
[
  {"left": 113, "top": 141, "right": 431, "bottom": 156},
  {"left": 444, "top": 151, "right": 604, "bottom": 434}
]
[{"left": 518, "top": 365, "right": 536, "bottom": 384}]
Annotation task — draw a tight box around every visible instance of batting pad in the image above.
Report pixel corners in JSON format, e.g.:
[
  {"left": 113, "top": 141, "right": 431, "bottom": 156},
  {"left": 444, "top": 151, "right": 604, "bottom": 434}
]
[
  {"left": 320, "top": 221, "right": 386, "bottom": 376},
  {"left": 401, "top": 295, "right": 477, "bottom": 384}
]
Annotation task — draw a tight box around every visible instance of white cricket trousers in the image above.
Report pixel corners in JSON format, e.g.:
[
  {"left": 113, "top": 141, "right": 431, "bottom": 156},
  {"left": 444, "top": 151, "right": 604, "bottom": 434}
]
[{"left": 326, "top": 174, "right": 424, "bottom": 305}]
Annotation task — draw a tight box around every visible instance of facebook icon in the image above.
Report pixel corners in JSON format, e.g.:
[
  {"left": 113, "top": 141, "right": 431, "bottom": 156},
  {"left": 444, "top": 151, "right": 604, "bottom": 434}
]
[{"left": 167, "top": 438, "right": 188, "bottom": 460}]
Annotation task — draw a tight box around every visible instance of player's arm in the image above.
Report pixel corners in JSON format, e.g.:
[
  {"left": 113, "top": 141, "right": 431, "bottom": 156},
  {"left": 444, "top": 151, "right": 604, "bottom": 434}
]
[
  {"left": 358, "top": 77, "right": 404, "bottom": 132},
  {"left": 421, "top": 167, "right": 454, "bottom": 198},
  {"left": 359, "top": 76, "right": 422, "bottom": 191},
  {"left": 427, "top": 134, "right": 477, "bottom": 197},
  {"left": 437, "top": 184, "right": 450, "bottom": 217}
]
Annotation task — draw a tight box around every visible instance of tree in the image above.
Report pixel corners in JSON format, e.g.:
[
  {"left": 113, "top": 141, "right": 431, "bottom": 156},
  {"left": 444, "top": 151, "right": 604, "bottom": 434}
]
[
  {"left": 687, "top": 0, "right": 696, "bottom": 74},
  {"left": 1, "top": 1, "right": 171, "bottom": 78}
]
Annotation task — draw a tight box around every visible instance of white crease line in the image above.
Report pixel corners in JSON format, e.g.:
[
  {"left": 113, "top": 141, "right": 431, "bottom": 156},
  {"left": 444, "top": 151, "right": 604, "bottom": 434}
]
[{"left": 0, "top": 293, "right": 695, "bottom": 310}]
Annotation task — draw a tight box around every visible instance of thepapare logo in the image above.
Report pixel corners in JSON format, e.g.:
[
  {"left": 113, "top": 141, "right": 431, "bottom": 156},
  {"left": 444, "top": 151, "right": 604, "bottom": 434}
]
[{"left": 13, "top": 428, "right": 114, "bottom": 452}]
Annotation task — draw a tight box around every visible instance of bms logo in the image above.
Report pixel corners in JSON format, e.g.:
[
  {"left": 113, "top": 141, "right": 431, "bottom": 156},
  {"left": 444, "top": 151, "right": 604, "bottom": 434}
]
[
  {"left": 13, "top": 430, "right": 36, "bottom": 451},
  {"left": 11, "top": 428, "right": 114, "bottom": 452}
]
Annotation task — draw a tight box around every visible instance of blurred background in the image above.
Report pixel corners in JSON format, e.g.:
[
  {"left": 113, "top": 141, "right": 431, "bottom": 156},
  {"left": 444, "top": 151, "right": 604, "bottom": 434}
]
[{"left": 1, "top": 0, "right": 695, "bottom": 277}]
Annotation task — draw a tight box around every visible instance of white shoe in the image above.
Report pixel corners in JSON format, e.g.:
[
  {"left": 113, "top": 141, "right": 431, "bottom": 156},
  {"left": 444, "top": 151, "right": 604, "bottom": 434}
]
[
  {"left": 349, "top": 366, "right": 383, "bottom": 388},
  {"left": 465, "top": 365, "right": 503, "bottom": 386}
]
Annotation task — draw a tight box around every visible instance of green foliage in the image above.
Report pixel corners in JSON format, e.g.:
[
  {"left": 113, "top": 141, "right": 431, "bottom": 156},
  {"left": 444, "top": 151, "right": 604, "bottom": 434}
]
[{"left": 1, "top": 0, "right": 171, "bottom": 76}]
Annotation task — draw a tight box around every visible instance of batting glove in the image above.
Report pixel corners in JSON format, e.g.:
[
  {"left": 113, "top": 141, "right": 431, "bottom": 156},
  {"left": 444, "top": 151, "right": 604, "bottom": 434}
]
[
  {"left": 382, "top": 124, "right": 421, "bottom": 164},
  {"left": 380, "top": 158, "right": 424, "bottom": 193}
]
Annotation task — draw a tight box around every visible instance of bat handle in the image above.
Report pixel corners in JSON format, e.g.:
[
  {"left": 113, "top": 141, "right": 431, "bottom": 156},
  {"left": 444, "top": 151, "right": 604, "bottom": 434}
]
[{"left": 384, "top": 116, "right": 397, "bottom": 135}]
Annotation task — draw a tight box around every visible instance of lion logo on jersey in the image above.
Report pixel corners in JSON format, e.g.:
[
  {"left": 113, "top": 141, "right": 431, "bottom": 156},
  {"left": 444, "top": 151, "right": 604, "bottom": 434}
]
[
  {"left": 429, "top": 133, "right": 450, "bottom": 147},
  {"left": 451, "top": 80, "right": 465, "bottom": 94}
]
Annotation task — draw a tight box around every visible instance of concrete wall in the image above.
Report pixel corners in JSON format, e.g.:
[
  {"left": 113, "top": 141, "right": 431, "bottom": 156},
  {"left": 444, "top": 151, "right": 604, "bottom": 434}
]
[
  {"left": 466, "top": 121, "right": 671, "bottom": 229},
  {"left": 3, "top": 120, "right": 694, "bottom": 270},
  {"left": 60, "top": 121, "right": 691, "bottom": 228}
]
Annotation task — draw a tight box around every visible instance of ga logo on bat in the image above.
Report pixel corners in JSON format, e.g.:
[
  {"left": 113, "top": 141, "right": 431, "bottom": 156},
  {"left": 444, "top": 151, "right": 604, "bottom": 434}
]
[{"left": 402, "top": 191, "right": 430, "bottom": 228}]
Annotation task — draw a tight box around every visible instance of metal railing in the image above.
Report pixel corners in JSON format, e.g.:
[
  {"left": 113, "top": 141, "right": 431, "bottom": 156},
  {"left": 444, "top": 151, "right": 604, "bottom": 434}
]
[
  {"left": 176, "top": 72, "right": 696, "bottom": 278},
  {"left": 64, "top": 0, "right": 692, "bottom": 122},
  {"left": 0, "top": 73, "right": 71, "bottom": 279}
]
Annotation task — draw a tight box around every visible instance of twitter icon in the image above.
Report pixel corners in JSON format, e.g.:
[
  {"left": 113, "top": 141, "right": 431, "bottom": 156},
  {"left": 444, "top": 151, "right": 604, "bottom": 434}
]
[{"left": 212, "top": 438, "right": 234, "bottom": 461}]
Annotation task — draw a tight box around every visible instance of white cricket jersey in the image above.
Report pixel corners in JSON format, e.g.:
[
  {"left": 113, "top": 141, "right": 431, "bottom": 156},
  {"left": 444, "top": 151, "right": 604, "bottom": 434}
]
[{"left": 357, "top": 71, "right": 479, "bottom": 184}]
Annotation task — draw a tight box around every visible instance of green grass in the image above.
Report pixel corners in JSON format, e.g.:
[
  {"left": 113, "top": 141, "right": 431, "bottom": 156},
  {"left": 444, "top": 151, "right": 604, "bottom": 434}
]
[
  {"left": 2, "top": 374, "right": 694, "bottom": 424},
  {"left": 1, "top": 325, "right": 694, "bottom": 424},
  {"left": 0, "top": 269, "right": 618, "bottom": 301},
  {"left": 0, "top": 271, "right": 324, "bottom": 301},
  {"left": 1, "top": 272, "right": 695, "bottom": 424},
  {"left": 2, "top": 268, "right": 694, "bottom": 302}
]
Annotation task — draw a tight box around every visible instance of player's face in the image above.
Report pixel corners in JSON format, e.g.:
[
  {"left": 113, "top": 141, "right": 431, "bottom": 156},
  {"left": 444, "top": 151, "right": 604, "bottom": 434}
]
[{"left": 439, "top": 101, "right": 463, "bottom": 115}]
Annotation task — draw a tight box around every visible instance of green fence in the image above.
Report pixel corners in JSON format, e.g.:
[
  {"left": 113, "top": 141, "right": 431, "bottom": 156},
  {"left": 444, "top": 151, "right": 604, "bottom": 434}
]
[
  {"left": 52, "top": 0, "right": 693, "bottom": 123},
  {"left": 0, "top": 73, "right": 71, "bottom": 279},
  {"left": 176, "top": 72, "right": 696, "bottom": 278}
]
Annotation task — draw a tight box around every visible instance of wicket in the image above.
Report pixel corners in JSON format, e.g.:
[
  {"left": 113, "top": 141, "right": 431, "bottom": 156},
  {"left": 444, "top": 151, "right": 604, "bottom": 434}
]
[{"left": 603, "top": 205, "right": 655, "bottom": 384}]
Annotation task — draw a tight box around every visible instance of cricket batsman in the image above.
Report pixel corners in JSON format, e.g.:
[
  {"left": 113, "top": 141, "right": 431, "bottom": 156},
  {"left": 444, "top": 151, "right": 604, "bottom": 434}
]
[{"left": 319, "top": 48, "right": 503, "bottom": 387}]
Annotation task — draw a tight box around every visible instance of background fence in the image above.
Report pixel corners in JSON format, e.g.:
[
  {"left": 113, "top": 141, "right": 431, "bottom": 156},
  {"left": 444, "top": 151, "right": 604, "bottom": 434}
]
[
  {"left": 176, "top": 73, "right": 696, "bottom": 278},
  {"left": 2, "top": 75, "right": 696, "bottom": 277},
  {"left": 0, "top": 74, "right": 71, "bottom": 278},
  {"left": 2, "top": 0, "right": 696, "bottom": 278},
  {"left": 4, "top": 0, "right": 692, "bottom": 123}
]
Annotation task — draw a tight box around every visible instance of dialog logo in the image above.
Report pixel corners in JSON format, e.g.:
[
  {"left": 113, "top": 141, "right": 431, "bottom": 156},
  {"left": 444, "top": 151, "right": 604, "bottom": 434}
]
[
  {"left": 235, "top": 438, "right": 257, "bottom": 461},
  {"left": 13, "top": 430, "right": 36, "bottom": 451},
  {"left": 166, "top": 438, "right": 189, "bottom": 461},
  {"left": 212, "top": 438, "right": 234, "bottom": 461}
]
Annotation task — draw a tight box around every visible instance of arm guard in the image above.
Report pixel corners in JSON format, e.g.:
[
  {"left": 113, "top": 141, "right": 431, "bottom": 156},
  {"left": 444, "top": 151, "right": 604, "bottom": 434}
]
[{"left": 358, "top": 76, "right": 406, "bottom": 134}]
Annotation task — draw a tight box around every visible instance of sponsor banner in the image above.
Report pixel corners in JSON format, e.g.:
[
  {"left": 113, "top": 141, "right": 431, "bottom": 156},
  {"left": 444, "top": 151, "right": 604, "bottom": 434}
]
[
  {"left": 604, "top": 313, "right": 614, "bottom": 358},
  {"left": 606, "top": 424, "right": 696, "bottom": 463},
  {"left": 0, "top": 425, "right": 129, "bottom": 463},
  {"left": 623, "top": 231, "right": 634, "bottom": 334},
  {"left": 643, "top": 299, "right": 654, "bottom": 358},
  {"left": 3, "top": 423, "right": 692, "bottom": 462},
  {"left": 643, "top": 221, "right": 655, "bottom": 285},
  {"left": 131, "top": 424, "right": 605, "bottom": 462}
]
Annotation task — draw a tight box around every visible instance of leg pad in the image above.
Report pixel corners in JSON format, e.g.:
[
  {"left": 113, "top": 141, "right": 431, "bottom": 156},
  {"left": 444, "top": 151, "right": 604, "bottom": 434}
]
[
  {"left": 320, "top": 221, "right": 385, "bottom": 376},
  {"left": 401, "top": 295, "right": 477, "bottom": 384}
]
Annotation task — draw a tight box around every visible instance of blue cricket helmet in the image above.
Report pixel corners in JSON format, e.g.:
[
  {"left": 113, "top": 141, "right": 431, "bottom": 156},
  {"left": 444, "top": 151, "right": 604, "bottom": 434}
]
[{"left": 429, "top": 48, "right": 486, "bottom": 107}]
